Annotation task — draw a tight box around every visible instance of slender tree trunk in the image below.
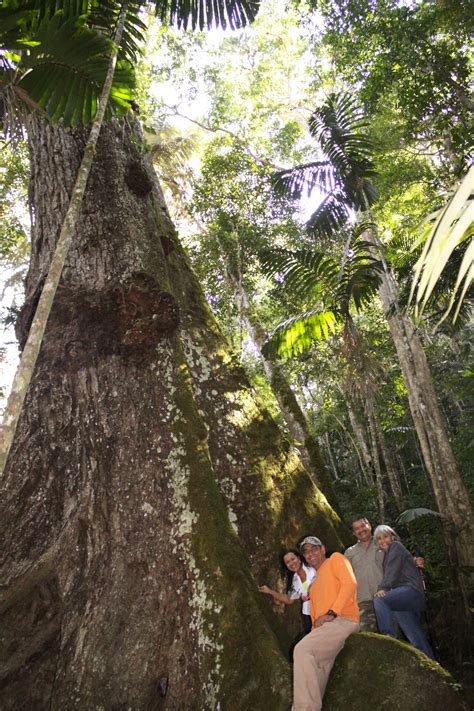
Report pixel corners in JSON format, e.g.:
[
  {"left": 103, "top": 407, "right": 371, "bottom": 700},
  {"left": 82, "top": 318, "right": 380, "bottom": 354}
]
[
  {"left": 363, "top": 221, "right": 474, "bottom": 603},
  {"left": 323, "top": 432, "right": 339, "bottom": 481},
  {"left": 0, "top": 118, "right": 349, "bottom": 709},
  {"left": 0, "top": 2, "right": 129, "bottom": 475},
  {"left": 365, "top": 407, "right": 385, "bottom": 520},
  {"left": 225, "top": 269, "right": 340, "bottom": 512},
  {"left": 395, "top": 452, "right": 409, "bottom": 494},
  {"left": 330, "top": 413, "right": 367, "bottom": 486},
  {"left": 345, "top": 401, "right": 373, "bottom": 487},
  {"left": 371, "top": 413, "right": 403, "bottom": 509}
]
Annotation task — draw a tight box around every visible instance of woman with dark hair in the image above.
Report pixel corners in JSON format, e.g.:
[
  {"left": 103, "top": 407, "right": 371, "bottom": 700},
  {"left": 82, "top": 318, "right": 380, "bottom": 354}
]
[
  {"left": 259, "top": 549, "right": 316, "bottom": 633},
  {"left": 373, "top": 525, "right": 435, "bottom": 659}
]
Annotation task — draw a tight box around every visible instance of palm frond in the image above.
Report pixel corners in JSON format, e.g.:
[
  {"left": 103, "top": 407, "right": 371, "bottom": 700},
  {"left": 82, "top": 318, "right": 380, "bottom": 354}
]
[
  {"left": 88, "top": 0, "right": 147, "bottom": 62},
  {"left": 306, "top": 189, "right": 349, "bottom": 238},
  {"left": 309, "top": 93, "right": 374, "bottom": 171},
  {"left": 272, "top": 160, "right": 334, "bottom": 199},
  {"left": 262, "top": 309, "right": 338, "bottom": 360},
  {"left": 155, "top": 0, "right": 260, "bottom": 30},
  {"left": 411, "top": 166, "right": 474, "bottom": 322},
  {"left": 2, "top": 10, "right": 135, "bottom": 128},
  {"left": 396, "top": 507, "right": 444, "bottom": 525},
  {"left": 334, "top": 246, "right": 382, "bottom": 314},
  {"left": 259, "top": 246, "right": 339, "bottom": 301}
]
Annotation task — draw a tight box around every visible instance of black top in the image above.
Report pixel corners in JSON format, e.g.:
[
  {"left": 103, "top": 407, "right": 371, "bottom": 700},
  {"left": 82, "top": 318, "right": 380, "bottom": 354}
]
[{"left": 378, "top": 540, "right": 424, "bottom": 594}]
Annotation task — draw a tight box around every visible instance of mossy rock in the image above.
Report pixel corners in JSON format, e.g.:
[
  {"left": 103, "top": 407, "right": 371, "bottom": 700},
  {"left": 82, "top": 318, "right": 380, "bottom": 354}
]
[{"left": 324, "top": 633, "right": 468, "bottom": 710}]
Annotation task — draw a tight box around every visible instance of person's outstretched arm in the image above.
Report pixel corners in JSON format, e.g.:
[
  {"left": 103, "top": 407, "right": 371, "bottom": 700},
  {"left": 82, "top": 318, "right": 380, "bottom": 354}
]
[{"left": 258, "top": 585, "right": 297, "bottom": 605}]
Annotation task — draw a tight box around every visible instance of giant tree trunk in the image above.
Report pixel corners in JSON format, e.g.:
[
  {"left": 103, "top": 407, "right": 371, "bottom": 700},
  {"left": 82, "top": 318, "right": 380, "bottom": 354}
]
[{"left": 0, "top": 117, "right": 347, "bottom": 709}]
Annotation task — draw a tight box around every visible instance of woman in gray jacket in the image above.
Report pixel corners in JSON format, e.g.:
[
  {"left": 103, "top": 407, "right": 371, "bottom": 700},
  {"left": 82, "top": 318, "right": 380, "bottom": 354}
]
[{"left": 373, "top": 525, "right": 435, "bottom": 659}]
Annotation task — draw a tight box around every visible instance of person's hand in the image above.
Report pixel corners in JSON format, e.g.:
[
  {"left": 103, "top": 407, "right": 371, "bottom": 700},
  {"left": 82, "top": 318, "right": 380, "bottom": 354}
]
[
  {"left": 313, "top": 614, "right": 335, "bottom": 628},
  {"left": 301, "top": 594, "right": 310, "bottom": 602},
  {"left": 374, "top": 590, "right": 386, "bottom": 598},
  {"left": 414, "top": 556, "right": 425, "bottom": 568},
  {"left": 258, "top": 585, "right": 272, "bottom": 595}
]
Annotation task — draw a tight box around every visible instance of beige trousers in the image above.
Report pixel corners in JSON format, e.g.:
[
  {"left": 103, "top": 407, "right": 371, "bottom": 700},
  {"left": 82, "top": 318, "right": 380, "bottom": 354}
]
[{"left": 293, "top": 617, "right": 360, "bottom": 710}]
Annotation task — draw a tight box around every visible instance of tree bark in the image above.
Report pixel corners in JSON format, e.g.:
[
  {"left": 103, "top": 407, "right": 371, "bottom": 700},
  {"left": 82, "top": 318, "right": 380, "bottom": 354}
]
[
  {"left": 0, "top": 2, "right": 129, "bottom": 475},
  {"left": 0, "top": 118, "right": 348, "bottom": 709}
]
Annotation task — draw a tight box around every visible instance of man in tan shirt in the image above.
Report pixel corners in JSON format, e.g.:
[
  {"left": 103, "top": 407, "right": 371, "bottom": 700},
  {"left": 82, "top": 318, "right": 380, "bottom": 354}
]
[
  {"left": 344, "top": 516, "right": 384, "bottom": 631},
  {"left": 293, "top": 536, "right": 360, "bottom": 711}
]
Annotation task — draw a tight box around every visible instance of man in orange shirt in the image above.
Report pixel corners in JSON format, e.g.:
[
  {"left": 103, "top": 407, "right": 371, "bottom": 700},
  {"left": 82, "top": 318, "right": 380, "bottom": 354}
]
[{"left": 293, "top": 536, "right": 360, "bottom": 710}]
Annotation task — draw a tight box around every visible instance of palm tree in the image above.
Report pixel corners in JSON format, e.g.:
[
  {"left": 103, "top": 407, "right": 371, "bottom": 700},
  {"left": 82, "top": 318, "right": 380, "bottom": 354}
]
[
  {"left": 0, "top": 0, "right": 260, "bottom": 474},
  {"left": 260, "top": 233, "right": 403, "bottom": 517},
  {"left": 272, "top": 92, "right": 474, "bottom": 610},
  {"left": 260, "top": 229, "right": 382, "bottom": 358}
]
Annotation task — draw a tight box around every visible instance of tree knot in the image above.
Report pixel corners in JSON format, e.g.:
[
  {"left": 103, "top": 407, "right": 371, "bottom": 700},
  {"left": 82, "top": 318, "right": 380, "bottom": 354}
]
[{"left": 114, "top": 273, "right": 180, "bottom": 347}]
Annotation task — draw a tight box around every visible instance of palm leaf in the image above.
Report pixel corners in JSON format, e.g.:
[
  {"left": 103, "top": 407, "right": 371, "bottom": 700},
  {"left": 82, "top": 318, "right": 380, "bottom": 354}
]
[
  {"left": 262, "top": 309, "right": 338, "bottom": 360},
  {"left": 334, "top": 253, "right": 382, "bottom": 313},
  {"left": 396, "top": 507, "right": 444, "bottom": 525},
  {"left": 15, "top": 13, "right": 135, "bottom": 126},
  {"left": 272, "top": 93, "right": 379, "bottom": 241},
  {"left": 2, "top": 0, "right": 260, "bottom": 134},
  {"left": 272, "top": 160, "right": 334, "bottom": 199},
  {"left": 88, "top": 0, "right": 147, "bottom": 61},
  {"left": 259, "top": 246, "right": 339, "bottom": 301},
  {"left": 411, "top": 166, "right": 474, "bottom": 321},
  {"left": 155, "top": 0, "right": 260, "bottom": 29},
  {"left": 309, "top": 93, "right": 374, "bottom": 171},
  {"left": 306, "top": 189, "right": 350, "bottom": 238}
]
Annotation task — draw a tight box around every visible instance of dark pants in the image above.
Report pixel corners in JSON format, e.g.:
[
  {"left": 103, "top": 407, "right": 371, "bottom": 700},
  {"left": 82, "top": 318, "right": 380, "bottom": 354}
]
[
  {"left": 373, "top": 586, "right": 434, "bottom": 659},
  {"left": 302, "top": 613, "right": 312, "bottom": 634}
]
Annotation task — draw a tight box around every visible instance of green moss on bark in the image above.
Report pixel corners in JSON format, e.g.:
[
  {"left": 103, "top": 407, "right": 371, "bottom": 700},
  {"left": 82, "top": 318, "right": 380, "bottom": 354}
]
[{"left": 168, "top": 341, "right": 292, "bottom": 709}]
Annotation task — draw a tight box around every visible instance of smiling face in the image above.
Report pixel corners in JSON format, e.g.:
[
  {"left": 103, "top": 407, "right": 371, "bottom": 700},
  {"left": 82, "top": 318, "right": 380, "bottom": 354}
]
[
  {"left": 351, "top": 518, "right": 372, "bottom": 544},
  {"left": 302, "top": 544, "right": 326, "bottom": 570},
  {"left": 283, "top": 552, "right": 302, "bottom": 573},
  {"left": 375, "top": 532, "right": 394, "bottom": 551}
]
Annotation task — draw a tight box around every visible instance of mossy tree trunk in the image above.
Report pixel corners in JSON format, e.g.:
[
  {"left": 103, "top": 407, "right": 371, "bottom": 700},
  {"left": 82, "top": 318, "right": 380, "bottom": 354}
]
[{"left": 0, "top": 117, "right": 347, "bottom": 709}]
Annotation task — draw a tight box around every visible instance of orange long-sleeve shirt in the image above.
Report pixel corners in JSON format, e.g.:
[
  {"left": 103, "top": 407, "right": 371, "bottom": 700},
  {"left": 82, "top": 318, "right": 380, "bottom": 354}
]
[{"left": 309, "top": 552, "right": 360, "bottom": 624}]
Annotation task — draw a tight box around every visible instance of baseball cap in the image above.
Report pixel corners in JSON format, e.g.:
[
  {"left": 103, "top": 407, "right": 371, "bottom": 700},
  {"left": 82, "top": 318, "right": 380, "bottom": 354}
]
[{"left": 300, "top": 536, "right": 323, "bottom": 549}]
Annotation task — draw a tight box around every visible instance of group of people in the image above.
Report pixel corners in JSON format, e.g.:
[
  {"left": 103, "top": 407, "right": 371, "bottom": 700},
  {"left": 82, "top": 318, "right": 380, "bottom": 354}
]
[{"left": 259, "top": 516, "right": 435, "bottom": 710}]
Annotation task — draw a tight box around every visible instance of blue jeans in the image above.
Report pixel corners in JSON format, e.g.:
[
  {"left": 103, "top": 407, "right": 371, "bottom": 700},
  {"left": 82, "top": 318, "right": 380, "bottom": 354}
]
[{"left": 373, "top": 586, "right": 435, "bottom": 659}]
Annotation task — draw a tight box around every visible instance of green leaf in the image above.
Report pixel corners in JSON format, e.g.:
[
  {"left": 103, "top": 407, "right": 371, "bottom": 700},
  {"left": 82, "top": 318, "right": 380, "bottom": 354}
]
[
  {"left": 16, "top": 13, "right": 135, "bottom": 126},
  {"left": 396, "top": 508, "right": 444, "bottom": 525},
  {"left": 411, "top": 166, "right": 474, "bottom": 321},
  {"left": 263, "top": 310, "right": 338, "bottom": 360}
]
